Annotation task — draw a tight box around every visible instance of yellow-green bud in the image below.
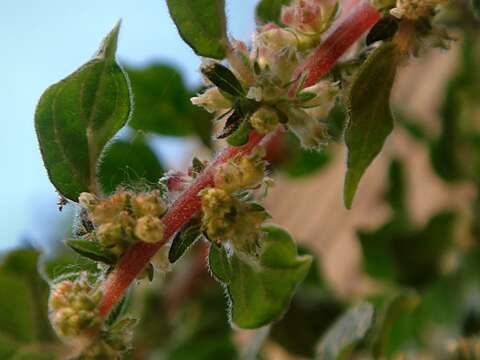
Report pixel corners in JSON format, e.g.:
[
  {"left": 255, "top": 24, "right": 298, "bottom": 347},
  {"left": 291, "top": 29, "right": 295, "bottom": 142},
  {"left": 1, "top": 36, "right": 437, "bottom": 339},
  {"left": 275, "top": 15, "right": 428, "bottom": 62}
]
[
  {"left": 249, "top": 107, "right": 279, "bottom": 134},
  {"left": 214, "top": 147, "right": 266, "bottom": 193},
  {"left": 89, "top": 191, "right": 131, "bottom": 225},
  {"left": 131, "top": 190, "right": 167, "bottom": 218},
  {"left": 79, "top": 192, "right": 98, "bottom": 210},
  {"left": 134, "top": 215, "right": 164, "bottom": 244},
  {"left": 49, "top": 274, "right": 102, "bottom": 340},
  {"left": 200, "top": 188, "right": 269, "bottom": 251}
]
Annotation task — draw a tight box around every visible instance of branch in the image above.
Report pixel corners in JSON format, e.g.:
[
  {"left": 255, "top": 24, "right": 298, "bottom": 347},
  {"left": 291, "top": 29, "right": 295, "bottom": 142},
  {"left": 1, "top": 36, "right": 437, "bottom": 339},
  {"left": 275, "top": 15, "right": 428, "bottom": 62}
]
[{"left": 98, "top": 0, "right": 380, "bottom": 317}]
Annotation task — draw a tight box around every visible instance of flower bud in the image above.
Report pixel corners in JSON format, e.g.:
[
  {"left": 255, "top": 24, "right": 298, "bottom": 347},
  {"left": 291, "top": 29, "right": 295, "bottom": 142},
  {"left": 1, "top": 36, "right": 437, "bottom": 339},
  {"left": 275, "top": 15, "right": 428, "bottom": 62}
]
[
  {"left": 297, "top": 80, "right": 339, "bottom": 108},
  {"left": 281, "top": 0, "right": 339, "bottom": 36},
  {"left": 134, "top": 215, "right": 164, "bottom": 244},
  {"left": 88, "top": 191, "right": 130, "bottom": 225},
  {"left": 191, "top": 87, "right": 232, "bottom": 113},
  {"left": 389, "top": 0, "right": 447, "bottom": 19},
  {"left": 131, "top": 190, "right": 167, "bottom": 218},
  {"left": 79, "top": 192, "right": 98, "bottom": 210},
  {"left": 249, "top": 107, "right": 279, "bottom": 134},
  {"left": 49, "top": 274, "right": 101, "bottom": 339},
  {"left": 214, "top": 146, "right": 266, "bottom": 193}
]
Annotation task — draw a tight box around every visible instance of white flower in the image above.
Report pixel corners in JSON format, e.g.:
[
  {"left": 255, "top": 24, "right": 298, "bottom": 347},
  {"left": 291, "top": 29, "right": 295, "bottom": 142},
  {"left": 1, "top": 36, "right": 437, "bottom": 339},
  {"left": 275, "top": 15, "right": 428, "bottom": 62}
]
[{"left": 191, "top": 87, "right": 232, "bottom": 113}]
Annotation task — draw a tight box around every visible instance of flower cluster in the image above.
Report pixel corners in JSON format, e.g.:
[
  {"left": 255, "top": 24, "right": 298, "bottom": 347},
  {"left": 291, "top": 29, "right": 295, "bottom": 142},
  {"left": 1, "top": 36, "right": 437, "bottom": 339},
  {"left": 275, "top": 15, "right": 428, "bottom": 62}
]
[
  {"left": 49, "top": 274, "right": 102, "bottom": 339},
  {"left": 200, "top": 147, "right": 271, "bottom": 252},
  {"left": 190, "top": 0, "right": 341, "bottom": 150},
  {"left": 79, "top": 189, "right": 167, "bottom": 258},
  {"left": 389, "top": 0, "right": 447, "bottom": 19}
]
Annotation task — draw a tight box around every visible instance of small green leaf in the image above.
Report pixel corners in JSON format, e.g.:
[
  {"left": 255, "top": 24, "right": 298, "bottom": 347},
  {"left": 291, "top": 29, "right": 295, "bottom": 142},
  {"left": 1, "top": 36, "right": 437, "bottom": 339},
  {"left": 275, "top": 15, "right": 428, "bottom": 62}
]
[
  {"left": 35, "top": 22, "right": 132, "bottom": 201},
  {"left": 316, "top": 303, "right": 375, "bottom": 360},
  {"left": 201, "top": 62, "right": 245, "bottom": 97},
  {"left": 471, "top": 0, "right": 480, "bottom": 18},
  {"left": 166, "top": 0, "right": 229, "bottom": 59},
  {"left": 255, "top": 0, "right": 291, "bottom": 24},
  {"left": 169, "top": 218, "right": 202, "bottom": 263},
  {"left": 65, "top": 239, "right": 116, "bottom": 264},
  {"left": 208, "top": 244, "right": 232, "bottom": 283},
  {"left": 98, "top": 136, "right": 165, "bottom": 194},
  {"left": 366, "top": 16, "right": 399, "bottom": 46},
  {"left": 226, "top": 118, "right": 252, "bottom": 146},
  {"left": 344, "top": 43, "right": 400, "bottom": 209},
  {"left": 209, "top": 225, "right": 312, "bottom": 328}
]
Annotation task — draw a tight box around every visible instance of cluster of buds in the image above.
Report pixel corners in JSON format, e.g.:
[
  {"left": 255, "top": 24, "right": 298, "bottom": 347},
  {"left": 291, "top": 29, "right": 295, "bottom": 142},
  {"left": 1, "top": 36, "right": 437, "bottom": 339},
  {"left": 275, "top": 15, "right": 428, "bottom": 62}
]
[
  {"left": 389, "top": 0, "right": 448, "bottom": 19},
  {"left": 200, "top": 188, "right": 269, "bottom": 252},
  {"left": 49, "top": 274, "right": 102, "bottom": 339},
  {"left": 190, "top": 0, "right": 342, "bottom": 151},
  {"left": 79, "top": 189, "right": 167, "bottom": 258},
  {"left": 200, "top": 147, "right": 271, "bottom": 252},
  {"left": 214, "top": 146, "right": 267, "bottom": 193},
  {"left": 448, "top": 336, "right": 480, "bottom": 359}
]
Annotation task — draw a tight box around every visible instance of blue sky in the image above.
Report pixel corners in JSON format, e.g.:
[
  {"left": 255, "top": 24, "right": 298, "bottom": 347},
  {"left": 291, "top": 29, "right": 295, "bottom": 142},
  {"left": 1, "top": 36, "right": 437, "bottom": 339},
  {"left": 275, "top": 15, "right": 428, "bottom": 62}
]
[{"left": 0, "top": 0, "right": 257, "bottom": 250}]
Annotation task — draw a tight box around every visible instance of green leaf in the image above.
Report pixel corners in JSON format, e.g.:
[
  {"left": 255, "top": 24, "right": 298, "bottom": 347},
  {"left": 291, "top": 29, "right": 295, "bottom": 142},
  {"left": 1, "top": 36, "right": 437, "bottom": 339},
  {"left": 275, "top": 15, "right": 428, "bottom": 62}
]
[
  {"left": 9, "top": 351, "right": 56, "bottom": 360},
  {"left": 208, "top": 225, "right": 312, "bottom": 328},
  {"left": 201, "top": 62, "right": 245, "bottom": 97},
  {"left": 366, "top": 15, "right": 399, "bottom": 46},
  {"left": 471, "top": 0, "right": 480, "bottom": 18},
  {"left": 98, "top": 136, "right": 165, "bottom": 194},
  {"left": 65, "top": 239, "right": 116, "bottom": 264},
  {"left": 370, "top": 292, "right": 420, "bottom": 357},
  {"left": 208, "top": 244, "right": 232, "bottom": 283},
  {"left": 226, "top": 118, "right": 252, "bottom": 146},
  {"left": 35, "top": 22, "right": 132, "bottom": 201},
  {"left": 166, "top": 0, "right": 229, "bottom": 59},
  {"left": 343, "top": 43, "right": 400, "bottom": 209},
  {"left": 255, "top": 0, "right": 291, "bottom": 24},
  {"left": 316, "top": 303, "right": 375, "bottom": 360},
  {"left": 126, "top": 64, "right": 213, "bottom": 146},
  {"left": 270, "top": 246, "right": 345, "bottom": 358},
  {"left": 169, "top": 218, "right": 202, "bottom": 263},
  {"left": 0, "top": 274, "right": 35, "bottom": 342}
]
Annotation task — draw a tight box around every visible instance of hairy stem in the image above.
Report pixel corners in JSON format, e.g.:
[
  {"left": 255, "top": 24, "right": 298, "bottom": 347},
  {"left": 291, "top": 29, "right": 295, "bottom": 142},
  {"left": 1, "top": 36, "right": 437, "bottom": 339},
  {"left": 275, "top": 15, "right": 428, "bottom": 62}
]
[{"left": 99, "top": 0, "right": 380, "bottom": 317}]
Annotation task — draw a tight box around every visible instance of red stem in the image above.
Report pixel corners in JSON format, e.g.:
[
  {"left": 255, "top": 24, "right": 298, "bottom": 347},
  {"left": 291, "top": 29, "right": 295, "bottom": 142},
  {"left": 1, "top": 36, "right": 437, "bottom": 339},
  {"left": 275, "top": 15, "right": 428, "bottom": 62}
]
[
  {"left": 292, "top": 0, "right": 380, "bottom": 89},
  {"left": 98, "top": 0, "right": 379, "bottom": 317}
]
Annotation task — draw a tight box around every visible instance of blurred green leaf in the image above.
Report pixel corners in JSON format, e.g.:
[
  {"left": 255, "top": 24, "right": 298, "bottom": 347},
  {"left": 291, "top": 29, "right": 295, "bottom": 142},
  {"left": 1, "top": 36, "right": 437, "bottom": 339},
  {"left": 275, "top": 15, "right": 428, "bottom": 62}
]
[
  {"left": 169, "top": 218, "right": 202, "bottom": 263},
  {"left": 270, "top": 246, "right": 344, "bottom": 358},
  {"left": 98, "top": 136, "right": 165, "bottom": 194},
  {"left": 279, "top": 132, "right": 330, "bottom": 178},
  {"left": 127, "top": 64, "right": 213, "bottom": 146},
  {"left": 0, "top": 274, "right": 35, "bottom": 342},
  {"left": 65, "top": 239, "right": 116, "bottom": 264},
  {"left": 344, "top": 43, "right": 400, "bottom": 209},
  {"left": 430, "top": 35, "right": 479, "bottom": 182},
  {"left": 0, "top": 249, "right": 53, "bottom": 342},
  {"left": 209, "top": 225, "right": 312, "bottom": 328},
  {"left": 255, "top": 0, "right": 291, "bottom": 24},
  {"left": 359, "top": 211, "right": 456, "bottom": 288},
  {"left": 35, "top": 22, "right": 131, "bottom": 201},
  {"left": 166, "top": 0, "right": 229, "bottom": 59},
  {"left": 316, "top": 302, "right": 375, "bottom": 360},
  {"left": 370, "top": 291, "right": 420, "bottom": 357}
]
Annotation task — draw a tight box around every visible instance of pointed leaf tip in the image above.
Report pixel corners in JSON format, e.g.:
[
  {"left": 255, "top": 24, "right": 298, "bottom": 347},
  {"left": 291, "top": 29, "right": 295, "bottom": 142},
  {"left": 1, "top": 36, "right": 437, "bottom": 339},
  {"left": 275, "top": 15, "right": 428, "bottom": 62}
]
[{"left": 96, "top": 19, "right": 122, "bottom": 59}]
